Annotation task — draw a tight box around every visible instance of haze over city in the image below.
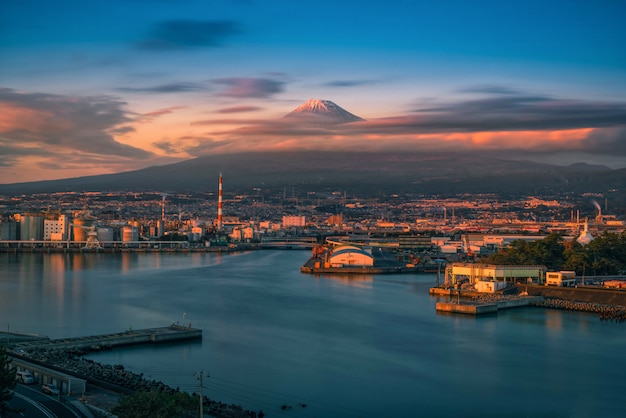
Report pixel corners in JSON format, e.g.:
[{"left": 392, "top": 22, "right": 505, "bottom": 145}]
[{"left": 1, "top": 0, "right": 626, "bottom": 184}]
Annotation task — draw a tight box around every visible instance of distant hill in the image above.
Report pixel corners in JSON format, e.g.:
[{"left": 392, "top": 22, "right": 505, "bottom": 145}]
[{"left": 0, "top": 152, "right": 624, "bottom": 203}]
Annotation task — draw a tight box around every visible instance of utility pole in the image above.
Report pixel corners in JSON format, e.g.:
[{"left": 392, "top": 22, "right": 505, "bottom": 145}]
[{"left": 196, "top": 371, "right": 205, "bottom": 418}]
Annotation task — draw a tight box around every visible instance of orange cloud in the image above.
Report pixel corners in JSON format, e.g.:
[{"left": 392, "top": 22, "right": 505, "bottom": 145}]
[{"left": 0, "top": 102, "right": 52, "bottom": 133}]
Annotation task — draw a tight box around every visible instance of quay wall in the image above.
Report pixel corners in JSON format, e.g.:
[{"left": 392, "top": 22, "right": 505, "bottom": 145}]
[
  {"left": 522, "top": 284, "right": 626, "bottom": 305},
  {"left": 151, "top": 327, "right": 202, "bottom": 342},
  {"left": 436, "top": 303, "right": 498, "bottom": 315}
]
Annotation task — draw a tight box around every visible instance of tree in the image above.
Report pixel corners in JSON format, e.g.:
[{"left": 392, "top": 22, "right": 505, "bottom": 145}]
[
  {"left": 112, "top": 389, "right": 199, "bottom": 418},
  {"left": 562, "top": 240, "right": 590, "bottom": 275},
  {"left": 0, "top": 345, "right": 17, "bottom": 417}
]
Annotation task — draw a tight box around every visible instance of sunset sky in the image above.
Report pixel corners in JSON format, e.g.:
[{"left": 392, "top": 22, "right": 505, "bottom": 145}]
[{"left": 1, "top": 0, "right": 625, "bottom": 183}]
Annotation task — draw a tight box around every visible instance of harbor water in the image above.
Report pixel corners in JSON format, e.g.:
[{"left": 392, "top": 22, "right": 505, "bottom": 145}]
[{"left": 1, "top": 250, "right": 625, "bottom": 417}]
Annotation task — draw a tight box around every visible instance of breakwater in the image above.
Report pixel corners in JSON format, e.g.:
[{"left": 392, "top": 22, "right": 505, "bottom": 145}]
[
  {"left": 531, "top": 298, "right": 626, "bottom": 322},
  {"left": 9, "top": 326, "right": 258, "bottom": 418},
  {"left": 15, "top": 349, "right": 257, "bottom": 418},
  {"left": 522, "top": 284, "right": 626, "bottom": 305},
  {"left": 11, "top": 325, "right": 201, "bottom": 352}
]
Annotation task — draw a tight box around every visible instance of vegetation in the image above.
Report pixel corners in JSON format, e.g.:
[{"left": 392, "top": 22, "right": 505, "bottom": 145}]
[
  {"left": 112, "top": 389, "right": 200, "bottom": 418},
  {"left": 484, "top": 232, "right": 626, "bottom": 276},
  {"left": 0, "top": 345, "right": 17, "bottom": 416}
]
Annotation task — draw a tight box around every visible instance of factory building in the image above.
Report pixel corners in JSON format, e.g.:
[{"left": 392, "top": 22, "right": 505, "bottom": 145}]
[{"left": 44, "top": 214, "right": 69, "bottom": 241}]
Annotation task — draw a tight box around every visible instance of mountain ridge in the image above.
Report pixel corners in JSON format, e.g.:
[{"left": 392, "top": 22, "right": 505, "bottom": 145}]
[{"left": 0, "top": 151, "right": 623, "bottom": 202}]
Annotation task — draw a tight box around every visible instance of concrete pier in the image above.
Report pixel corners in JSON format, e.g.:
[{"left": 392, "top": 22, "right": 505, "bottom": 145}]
[
  {"left": 436, "top": 296, "right": 544, "bottom": 315},
  {"left": 10, "top": 325, "right": 202, "bottom": 352}
]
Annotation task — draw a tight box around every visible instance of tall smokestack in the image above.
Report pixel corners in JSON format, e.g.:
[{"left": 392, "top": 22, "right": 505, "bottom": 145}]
[{"left": 218, "top": 174, "right": 223, "bottom": 231}]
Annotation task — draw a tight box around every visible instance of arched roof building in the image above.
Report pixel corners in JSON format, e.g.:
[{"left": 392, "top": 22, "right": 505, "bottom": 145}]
[{"left": 328, "top": 245, "right": 374, "bottom": 267}]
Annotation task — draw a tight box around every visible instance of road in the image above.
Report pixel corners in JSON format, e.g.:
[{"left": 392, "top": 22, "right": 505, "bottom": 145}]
[{"left": 6, "top": 384, "right": 80, "bottom": 418}]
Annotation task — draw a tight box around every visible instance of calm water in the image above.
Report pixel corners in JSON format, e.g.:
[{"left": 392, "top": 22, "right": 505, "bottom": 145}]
[{"left": 1, "top": 251, "right": 625, "bottom": 417}]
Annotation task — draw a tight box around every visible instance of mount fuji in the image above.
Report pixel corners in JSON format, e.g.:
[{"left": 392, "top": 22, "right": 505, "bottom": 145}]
[{"left": 284, "top": 98, "right": 365, "bottom": 124}]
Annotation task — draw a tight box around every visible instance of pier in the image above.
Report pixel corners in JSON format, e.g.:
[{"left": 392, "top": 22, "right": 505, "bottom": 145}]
[
  {"left": 9, "top": 325, "right": 202, "bottom": 352},
  {"left": 436, "top": 296, "right": 544, "bottom": 315}
]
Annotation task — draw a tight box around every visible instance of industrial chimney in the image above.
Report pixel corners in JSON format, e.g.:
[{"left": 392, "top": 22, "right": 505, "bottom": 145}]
[{"left": 218, "top": 174, "right": 223, "bottom": 231}]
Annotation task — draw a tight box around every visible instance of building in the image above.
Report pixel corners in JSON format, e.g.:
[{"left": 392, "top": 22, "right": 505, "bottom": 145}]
[
  {"left": 328, "top": 245, "right": 375, "bottom": 267},
  {"left": 44, "top": 214, "right": 69, "bottom": 241},
  {"left": 398, "top": 234, "right": 432, "bottom": 250},
  {"left": 545, "top": 271, "right": 576, "bottom": 287},
  {"left": 445, "top": 263, "right": 547, "bottom": 286},
  {"left": 282, "top": 215, "right": 306, "bottom": 228}
]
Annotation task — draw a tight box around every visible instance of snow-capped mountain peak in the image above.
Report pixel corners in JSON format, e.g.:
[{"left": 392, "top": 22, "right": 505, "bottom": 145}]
[{"left": 285, "top": 99, "right": 364, "bottom": 124}]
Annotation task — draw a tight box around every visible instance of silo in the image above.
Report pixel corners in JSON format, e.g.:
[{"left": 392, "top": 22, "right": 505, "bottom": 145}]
[
  {"left": 97, "top": 227, "right": 114, "bottom": 245},
  {"left": 20, "top": 216, "right": 44, "bottom": 241},
  {"left": 73, "top": 219, "right": 92, "bottom": 242},
  {"left": 121, "top": 225, "right": 139, "bottom": 243}
]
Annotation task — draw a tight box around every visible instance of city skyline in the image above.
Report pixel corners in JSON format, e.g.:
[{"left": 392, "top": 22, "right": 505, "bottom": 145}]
[{"left": 1, "top": 0, "right": 626, "bottom": 184}]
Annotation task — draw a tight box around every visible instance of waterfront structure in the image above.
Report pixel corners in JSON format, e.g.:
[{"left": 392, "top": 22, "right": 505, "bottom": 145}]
[
  {"left": 72, "top": 218, "right": 93, "bottom": 242},
  {"left": 545, "top": 271, "right": 576, "bottom": 287},
  {"left": 328, "top": 245, "right": 374, "bottom": 267},
  {"left": 444, "top": 263, "right": 547, "bottom": 286},
  {"left": 0, "top": 220, "right": 18, "bottom": 240},
  {"left": 44, "top": 214, "right": 68, "bottom": 241},
  {"left": 121, "top": 225, "right": 139, "bottom": 243},
  {"left": 19, "top": 215, "right": 44, "bottom": 241}
]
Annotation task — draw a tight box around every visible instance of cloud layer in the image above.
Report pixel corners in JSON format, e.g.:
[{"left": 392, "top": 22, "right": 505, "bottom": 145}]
[
  {"left": 0, "top": 88, "right": 154, "bottom": 171},
  {"left": 2, "top": 84, "right": 626, "bottom": 183},
  {"left": 176, "top": 88, "right": 626, "bottom": 158}
]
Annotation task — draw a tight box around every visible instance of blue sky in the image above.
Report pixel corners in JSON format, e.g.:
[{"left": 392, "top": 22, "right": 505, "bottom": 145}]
[{"left": 1, "top": 0, "right": 625, "bottom": 182}]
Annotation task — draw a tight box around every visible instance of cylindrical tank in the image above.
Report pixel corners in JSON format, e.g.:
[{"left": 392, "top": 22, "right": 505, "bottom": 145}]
[
  {"left": 96, "top": 227, "right": 114, "bottom": 243},
  {"left": 121, "top": 225, "right": 139, "bottom": 242},
  {"left": 73, "top": 219, "right": 91, "bottom": 242}
]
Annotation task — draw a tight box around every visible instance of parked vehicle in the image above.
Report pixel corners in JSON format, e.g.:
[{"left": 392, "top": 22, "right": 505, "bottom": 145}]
[
  {"left": 16, "top": 371, "right": 34, "bottom": 384},
  {"left": 42, "top": 383, "right": 60, "bottom": 395}
]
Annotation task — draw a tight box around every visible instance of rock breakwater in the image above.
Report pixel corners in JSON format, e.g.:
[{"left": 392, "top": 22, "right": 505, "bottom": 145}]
[
  {"left": 531, "top": 298, "right": 626, "bottom": 322},
  {"left": 19, "top": 347, "right": 258, "bottom": 417}
]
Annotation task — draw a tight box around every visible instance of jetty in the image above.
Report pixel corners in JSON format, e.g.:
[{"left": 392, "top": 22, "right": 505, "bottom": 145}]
[
  {"left": 436, "top": 296, "right": 544, "bottom": 315},
  {"left": 9, "top": 325, "right": 202, "bottom": 352}
]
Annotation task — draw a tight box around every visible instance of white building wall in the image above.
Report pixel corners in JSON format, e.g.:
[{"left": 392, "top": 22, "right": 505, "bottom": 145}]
[{"left": 44, "top": 215, "right": 68, "bottom": 241}]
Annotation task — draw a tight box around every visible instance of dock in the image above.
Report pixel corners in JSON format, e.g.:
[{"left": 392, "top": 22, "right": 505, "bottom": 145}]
[
  {"left": 436, "top": 296, "right": 544, "bottom": 315},
  {"left": 10, "top": 325, "right": 202, "bottom": 352}
]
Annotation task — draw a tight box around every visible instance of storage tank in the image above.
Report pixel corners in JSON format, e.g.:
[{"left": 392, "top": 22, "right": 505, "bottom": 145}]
[
  {"left": 121, "top": 225, "right": 139, "bottom": 242},
  {"left": 20, "top": 216, "right": 44, "bottom": 241},
  {"left": 73, "top": 219, "right": 92, "bottom": 242},
  {"left": 96, "top": 227, "right": 114, "bottom": 244}
]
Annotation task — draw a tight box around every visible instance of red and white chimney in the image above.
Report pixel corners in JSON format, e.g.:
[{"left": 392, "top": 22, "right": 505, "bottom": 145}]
[{"left": 218, "top": 174, "right": 223, "bottom": 231}]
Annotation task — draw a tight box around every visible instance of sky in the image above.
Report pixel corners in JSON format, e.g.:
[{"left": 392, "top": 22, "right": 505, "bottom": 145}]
[{"left": 1, "top": 0, "right": 625, "bottom": 183}]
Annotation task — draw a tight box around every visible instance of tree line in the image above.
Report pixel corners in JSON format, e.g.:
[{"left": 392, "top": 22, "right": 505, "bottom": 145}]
[{"left": 484, "top": 231, "right": 626, "bottom": 276}]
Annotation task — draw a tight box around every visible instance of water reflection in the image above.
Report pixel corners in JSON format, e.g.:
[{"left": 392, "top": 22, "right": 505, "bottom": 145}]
[
  {"left": 310, "top": 273, "right": 374, "bottom": 288},
  {"left": 2, "top": 251, "right": 626, "bottom": 418}
]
